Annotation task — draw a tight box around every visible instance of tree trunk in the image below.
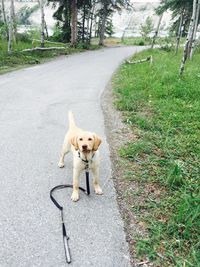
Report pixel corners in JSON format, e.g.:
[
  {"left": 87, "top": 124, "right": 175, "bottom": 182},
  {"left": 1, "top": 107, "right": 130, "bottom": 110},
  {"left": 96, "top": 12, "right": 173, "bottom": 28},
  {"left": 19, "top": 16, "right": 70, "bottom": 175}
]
[
  {"left": 8, "top": 0, "right": 14, "bottom": 54},
  {"left": 12, "top": 0, "right": 17, "bottom": 43},
  {"left": 121, "top": 28, "right": 126, "bottom": 42},
  {"left": 1, "top": 0, "right": 9, "bottom": 38},
  {"left": 99, "top": 5, "right": 107, "bottom": 46},
  {"left": 86, "top": 14, "right": 90, "bottom": 42},
  {"left": 89, "top": 3, "right": 96, "bottom": 42},
  {"left": 44, "top": 19, "right": 49, "bottom": 40},
  {"left": 40, "top": 0, "right": 45, "bottom": 47},
  {"left": 180, "top": 0, "right": 197, "bottom": 75},
  {"left": 82, "top": 2, "right": 86, "bottom": 43},
  {"left": 188, "top": 0, "right": 198, "bottom": 55},
  {"left": 151, "top": 13, "right": 163, "bottom": 49},
  {"left": 71, "top": 0, "right": 78, "bottom": 47},
  {"left": 175, "top": 10, "right": 184, "bottom": 55},
  {"left": 190, "top": 0, "right": 200, "bottom": 59},
  {"left": 94, "top": 17, "right": 98, "bottom": 38}
]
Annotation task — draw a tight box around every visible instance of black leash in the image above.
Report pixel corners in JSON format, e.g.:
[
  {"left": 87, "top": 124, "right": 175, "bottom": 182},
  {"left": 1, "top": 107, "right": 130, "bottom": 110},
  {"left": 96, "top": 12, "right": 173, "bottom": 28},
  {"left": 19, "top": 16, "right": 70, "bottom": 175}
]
[{"left": 50, "top": 170, "right": 90, "bottom": 264}]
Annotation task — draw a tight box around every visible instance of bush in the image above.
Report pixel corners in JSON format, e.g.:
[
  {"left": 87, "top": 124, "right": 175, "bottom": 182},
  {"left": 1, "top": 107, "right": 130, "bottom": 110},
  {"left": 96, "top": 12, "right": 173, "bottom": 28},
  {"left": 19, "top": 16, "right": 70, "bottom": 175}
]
[
  {"left": 16, "top": 32, "right": 31, "bottom": 43},
  {"left": 0, "top": 23, "right": 8, "bottom": 39}
]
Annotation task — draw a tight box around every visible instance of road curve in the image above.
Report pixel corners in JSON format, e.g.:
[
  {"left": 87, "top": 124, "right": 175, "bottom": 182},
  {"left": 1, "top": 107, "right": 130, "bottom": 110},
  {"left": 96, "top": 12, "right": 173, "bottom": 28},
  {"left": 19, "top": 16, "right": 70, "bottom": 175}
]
[{"left": 0, "top": 46, "right": 145, "bottom": 267}]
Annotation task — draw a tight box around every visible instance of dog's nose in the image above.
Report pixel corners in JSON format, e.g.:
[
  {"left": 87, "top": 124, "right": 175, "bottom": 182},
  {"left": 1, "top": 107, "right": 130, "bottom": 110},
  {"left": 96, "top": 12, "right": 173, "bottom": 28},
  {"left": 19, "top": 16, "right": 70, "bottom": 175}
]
[{"left": 82, "top": 145, "right": 88, "bottom": 150}]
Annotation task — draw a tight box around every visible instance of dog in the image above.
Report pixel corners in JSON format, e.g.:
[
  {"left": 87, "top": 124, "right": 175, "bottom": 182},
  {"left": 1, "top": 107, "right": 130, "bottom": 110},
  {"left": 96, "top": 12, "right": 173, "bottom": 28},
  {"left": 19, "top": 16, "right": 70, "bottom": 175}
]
[{"left": 58, "top": 111, "right": 103, "bottom": 201}]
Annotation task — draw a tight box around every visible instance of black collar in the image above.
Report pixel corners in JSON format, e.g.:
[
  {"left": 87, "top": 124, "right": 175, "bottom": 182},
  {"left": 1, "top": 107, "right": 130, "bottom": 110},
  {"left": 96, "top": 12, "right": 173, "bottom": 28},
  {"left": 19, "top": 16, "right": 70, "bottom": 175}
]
[{"left": 78, "top": 151, "right": 95, "bottom": 164}]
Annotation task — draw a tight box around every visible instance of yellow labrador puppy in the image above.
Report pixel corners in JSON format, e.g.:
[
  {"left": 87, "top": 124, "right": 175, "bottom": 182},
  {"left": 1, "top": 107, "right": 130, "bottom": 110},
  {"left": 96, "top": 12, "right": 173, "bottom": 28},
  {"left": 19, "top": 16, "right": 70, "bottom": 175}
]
[{"left": 58, "top": 111, "right": 103, "bottom": 201}]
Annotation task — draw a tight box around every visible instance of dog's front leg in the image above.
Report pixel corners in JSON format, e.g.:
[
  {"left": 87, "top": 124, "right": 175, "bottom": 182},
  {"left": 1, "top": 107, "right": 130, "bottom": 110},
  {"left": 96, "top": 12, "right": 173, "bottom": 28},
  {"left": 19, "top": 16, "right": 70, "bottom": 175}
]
[
  {"left": 91, "top": 167, "right": 103, "bottom": 195},
  {"left": 71, "top": 168, "right": 81, "bottom": 202}
]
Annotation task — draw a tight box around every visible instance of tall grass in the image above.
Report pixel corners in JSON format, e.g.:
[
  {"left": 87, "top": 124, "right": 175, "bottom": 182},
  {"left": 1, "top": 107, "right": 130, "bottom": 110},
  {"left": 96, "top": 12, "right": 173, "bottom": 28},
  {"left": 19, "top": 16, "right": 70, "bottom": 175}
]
[{"left": 114, "top": 48, "right": 200, "bottom": 266}]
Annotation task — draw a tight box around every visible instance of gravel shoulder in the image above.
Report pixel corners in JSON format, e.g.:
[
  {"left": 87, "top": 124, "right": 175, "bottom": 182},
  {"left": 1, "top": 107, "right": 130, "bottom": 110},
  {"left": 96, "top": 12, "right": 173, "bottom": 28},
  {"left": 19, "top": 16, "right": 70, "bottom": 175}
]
[{"left": 101, "top": 80, "right": 151, "bottom": 267}]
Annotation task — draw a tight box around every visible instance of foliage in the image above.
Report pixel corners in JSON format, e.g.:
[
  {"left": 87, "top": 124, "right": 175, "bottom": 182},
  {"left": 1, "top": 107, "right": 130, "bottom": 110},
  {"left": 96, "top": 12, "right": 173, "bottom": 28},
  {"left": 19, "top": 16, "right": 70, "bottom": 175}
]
[
  {"left": 50, "top": 23, "right": 64, "bottom": 42},
  {"left": 105, "top": 17, "right": 114, "bottom": 37},
  {"left": 0, "top": 23, "right": 8, "bottom": 39},
  {"left": 157, "top": 0, "right": 194, "bottom": 36},
  {"left": 16, "top": 32, "right": 32, "bottom": 43},
  {"left": 49, "top": 0, "right": 71, "bottom": 42},
  {"left": 27, "top": 27, "right": 41, "bottom": 40},
  {"left": 113, "top": 48, "right": 200, "bottom": 266},
  {"left": 17, "top": 5, "right": 39, "bottom": 25},
  {"left": 140, "top": 16, "right": 154, "bottom": 39},
  {"left": 48, "top": 0, "right": 130, "bottom": 44}
]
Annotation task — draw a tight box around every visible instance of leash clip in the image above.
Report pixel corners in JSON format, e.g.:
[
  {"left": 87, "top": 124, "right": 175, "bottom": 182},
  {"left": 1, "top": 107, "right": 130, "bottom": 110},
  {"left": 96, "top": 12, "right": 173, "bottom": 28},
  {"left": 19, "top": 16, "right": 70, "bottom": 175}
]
[{"left": 85, "top": 163, "right": 89, "bottom": 171}]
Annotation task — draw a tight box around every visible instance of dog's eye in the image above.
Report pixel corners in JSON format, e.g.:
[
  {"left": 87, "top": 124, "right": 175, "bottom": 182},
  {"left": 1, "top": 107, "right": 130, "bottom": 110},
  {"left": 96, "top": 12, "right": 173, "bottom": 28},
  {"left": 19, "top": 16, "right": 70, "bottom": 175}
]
[
  {"left": 79, "top": 138, "right": 83, "bottom": 141},
  {"left": 88, "top": 138, "right": 92, "bottom": 141}
]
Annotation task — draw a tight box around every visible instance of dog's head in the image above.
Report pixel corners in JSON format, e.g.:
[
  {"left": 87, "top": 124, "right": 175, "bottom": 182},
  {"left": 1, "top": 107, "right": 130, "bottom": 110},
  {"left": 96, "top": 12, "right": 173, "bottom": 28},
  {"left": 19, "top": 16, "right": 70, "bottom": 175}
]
[{"left": 71, "top": 132, "right": 102, "bottom": 152}]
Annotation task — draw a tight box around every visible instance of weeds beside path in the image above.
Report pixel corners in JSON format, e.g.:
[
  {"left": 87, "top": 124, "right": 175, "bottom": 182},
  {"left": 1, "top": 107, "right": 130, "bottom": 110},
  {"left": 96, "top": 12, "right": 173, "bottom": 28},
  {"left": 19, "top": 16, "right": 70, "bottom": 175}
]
[{"left": 111, "top": 48, "right": 200, "bottom": 266}]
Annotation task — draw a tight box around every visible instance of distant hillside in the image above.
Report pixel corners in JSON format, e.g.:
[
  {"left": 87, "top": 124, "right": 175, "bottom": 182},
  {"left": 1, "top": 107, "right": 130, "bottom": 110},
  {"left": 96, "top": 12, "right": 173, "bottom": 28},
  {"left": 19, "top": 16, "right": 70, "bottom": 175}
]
[
  {"left": 113, "top": 2, "right": 172, "bottom": 37},
  {"left": 3, "top": 0, "right": 172, "bottom": 37}
]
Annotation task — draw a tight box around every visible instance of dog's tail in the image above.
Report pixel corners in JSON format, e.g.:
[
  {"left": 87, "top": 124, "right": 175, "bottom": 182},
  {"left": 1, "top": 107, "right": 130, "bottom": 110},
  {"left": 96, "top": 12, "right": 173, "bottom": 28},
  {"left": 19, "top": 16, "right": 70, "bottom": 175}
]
[{"left": 68, "top": 111, "right": 76, "bottom": 129}]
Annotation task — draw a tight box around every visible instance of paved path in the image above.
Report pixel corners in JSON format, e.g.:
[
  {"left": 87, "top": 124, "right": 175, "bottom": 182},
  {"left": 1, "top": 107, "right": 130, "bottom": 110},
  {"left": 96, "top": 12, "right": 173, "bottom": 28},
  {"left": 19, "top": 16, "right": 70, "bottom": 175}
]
[{"left": 0, "top": 46, "right": 144, "bottom": 267}]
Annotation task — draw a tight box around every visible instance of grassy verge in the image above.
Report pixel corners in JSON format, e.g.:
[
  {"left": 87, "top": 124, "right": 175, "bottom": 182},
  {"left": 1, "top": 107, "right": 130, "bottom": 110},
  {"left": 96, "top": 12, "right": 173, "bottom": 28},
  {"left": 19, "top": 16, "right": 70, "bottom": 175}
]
[
  {"left": 0, "top": 39, "right": 99, "bottom": 74},
  {"left": 92, "top": 36, "right": 185, "bottom": 47},
  {"left": 113, "top": 48, "right": 200, "bottom": 266}
]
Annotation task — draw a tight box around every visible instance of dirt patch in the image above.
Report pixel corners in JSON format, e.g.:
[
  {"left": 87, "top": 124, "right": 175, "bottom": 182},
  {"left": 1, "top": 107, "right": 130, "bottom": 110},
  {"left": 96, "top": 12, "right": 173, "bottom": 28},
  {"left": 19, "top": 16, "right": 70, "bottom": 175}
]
[{"left": 101, "top": 81, "right": 153, "bottom": 267}]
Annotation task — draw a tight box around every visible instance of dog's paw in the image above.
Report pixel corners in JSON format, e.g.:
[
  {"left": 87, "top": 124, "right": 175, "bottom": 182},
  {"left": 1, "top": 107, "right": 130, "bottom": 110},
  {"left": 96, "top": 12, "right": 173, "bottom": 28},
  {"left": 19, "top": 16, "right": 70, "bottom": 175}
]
[
  {"left": 94, "top": 186, "right": 103, "bottom": 195},
  {"left": 71, "top": 191, "right": 79, "bottom": 202},
  {"left": 58, "top": 161, "right": 65, "bottom": 168}
]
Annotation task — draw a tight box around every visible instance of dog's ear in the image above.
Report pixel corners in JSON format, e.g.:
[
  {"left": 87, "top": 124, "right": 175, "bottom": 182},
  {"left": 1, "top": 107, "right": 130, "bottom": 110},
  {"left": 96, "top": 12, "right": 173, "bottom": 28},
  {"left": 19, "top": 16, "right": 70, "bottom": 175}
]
[
  {"left": 71, "top": 136, "right": 79, "bottom": 150},
  {"left": 93, "top": 134, "right": 102, "bottom": 151}
]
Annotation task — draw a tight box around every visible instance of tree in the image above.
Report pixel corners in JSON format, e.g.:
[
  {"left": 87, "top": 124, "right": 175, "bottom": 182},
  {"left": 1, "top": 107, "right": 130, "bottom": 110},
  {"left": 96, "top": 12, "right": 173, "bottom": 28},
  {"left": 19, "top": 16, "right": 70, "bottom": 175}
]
[
  {"left": 17, "top": 5, "right": 39, "bottom": 25},
  {"left": 156, "top": 0, "right": 199, "bottom": 73},
  {"left": 71, "top": 0, "right": 78, "bottom": 46},
  {"left": 179, "top": 0, "right": 198, "bottom": 75},
  {"left": 39, "top": 0, "right": 45, "bottom": 47},
  {"left": 78, "top": 0, "right": 92, "bottom": 43},
  {"left": 50, "top": 0, "right": 71, "bottom": 43},
  {"left": 48, "top": 0, "right": 130, "bottom": 46},
  {"left": 8, "top": 0, "right": 14, "bottom": 54},
  {"left": 1, "top": 0, "right": 9, "bottom": 38},
  {"left": 98, "top": 2, "right": 108, "bottom": 45},
  {"left": 140, "top": 16, "right": 154, "bottom": 39},
  {"left": 105, "top": 16, "right": 114, "bottom": 37},
  {"left": 175, "top": 9, "right": 184, "bottom": 55},
  {"left": 189, "top": 0, "right": 200, "bottom": 59},
  {"left": 157, "top": 0, "right": 193, "bottom": 36},
  {"left": 98, "top": 0, "right": 130, "bottom": 46},
  {"left": 151, "top": 13, "right": 163, "bottom": 49},
  {"left": 48, "top": 0, "right": 88, "bottom": 46}
]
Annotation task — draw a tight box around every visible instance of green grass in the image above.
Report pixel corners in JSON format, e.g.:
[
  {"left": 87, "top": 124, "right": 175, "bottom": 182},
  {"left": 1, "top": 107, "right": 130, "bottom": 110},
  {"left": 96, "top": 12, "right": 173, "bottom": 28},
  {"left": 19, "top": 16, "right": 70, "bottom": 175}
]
[
  {"left": 121, "top": 36, "right": 185, "bottom": 47},
  {"left": 113, "top": 48, "right": 200, "bottom": 266},
  {"left": 92, "top": 36, "right": 183, "bottom": 47},
  {"left": 0, "top": 39, "right": 99, "bottom": 74}
]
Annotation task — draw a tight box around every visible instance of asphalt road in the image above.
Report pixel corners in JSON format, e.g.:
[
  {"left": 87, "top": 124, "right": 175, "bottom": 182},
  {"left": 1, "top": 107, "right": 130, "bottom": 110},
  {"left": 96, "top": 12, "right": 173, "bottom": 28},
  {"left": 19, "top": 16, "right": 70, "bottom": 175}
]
[{"left": 0, "top": 46, "right": 145, "bottom": 267}]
